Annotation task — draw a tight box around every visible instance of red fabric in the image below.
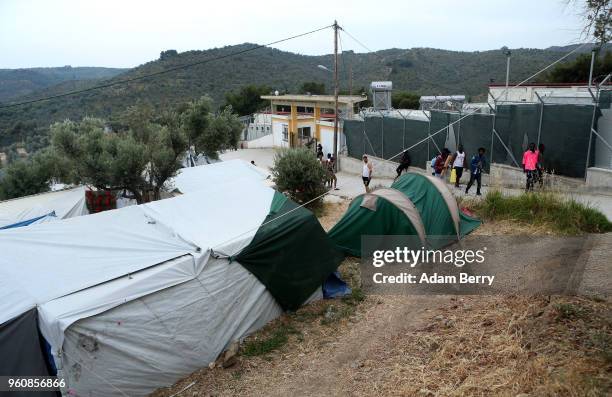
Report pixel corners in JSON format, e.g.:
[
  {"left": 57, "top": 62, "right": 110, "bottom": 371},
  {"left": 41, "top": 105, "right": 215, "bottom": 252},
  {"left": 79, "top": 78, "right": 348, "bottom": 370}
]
[
  {"left": 434, "top": 155, "right": 446, "bottom": 174},
  {"left": 86, "top": 190, "right": 117, "bottom": 213},
  {"left": 522, "top": 150, "right": 539, "bottom": 171},
  {"left": 461, "top": 207, "right": 475, "bottom": 217}
]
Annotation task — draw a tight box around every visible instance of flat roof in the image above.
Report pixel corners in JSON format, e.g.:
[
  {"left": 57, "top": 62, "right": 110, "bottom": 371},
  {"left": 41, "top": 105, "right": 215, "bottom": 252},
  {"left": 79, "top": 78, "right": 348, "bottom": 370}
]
[
  {"left": 489, "top": 82, "right": 612, "bottom": 88},
  {"left": 261, "top": 94, "right": 367, "bottom": 104}
]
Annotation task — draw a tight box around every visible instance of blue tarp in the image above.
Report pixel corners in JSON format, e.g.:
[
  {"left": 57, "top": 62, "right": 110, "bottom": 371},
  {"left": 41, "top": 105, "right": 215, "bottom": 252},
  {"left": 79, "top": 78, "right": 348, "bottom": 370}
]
[
  {"left": 323, "top": 271, "right": 352, "bottom": 299},
  {"left": 0, "top": 211, "right": 56, "bottom": 230}
]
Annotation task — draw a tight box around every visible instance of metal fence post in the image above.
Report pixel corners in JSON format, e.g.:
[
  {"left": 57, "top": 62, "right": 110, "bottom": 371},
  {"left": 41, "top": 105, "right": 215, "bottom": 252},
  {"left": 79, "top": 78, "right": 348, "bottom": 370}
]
[
  {"left": 457, "top": 109, "right": 462, "bottom": 146},
  {"left": 395, "top": 109, "right": 407, "bottom": 151},
  {"left": 489, "top": 101, "right": 496, "bottom": 166},
  {"left": 584, "top": 87, "right": 599, "bottom": 180},
  {"left": 535, "top": 91, "right": 544, "bottom": 147},
  {"left": 380, "top": 111, "right": 384, "bottom": 158}
]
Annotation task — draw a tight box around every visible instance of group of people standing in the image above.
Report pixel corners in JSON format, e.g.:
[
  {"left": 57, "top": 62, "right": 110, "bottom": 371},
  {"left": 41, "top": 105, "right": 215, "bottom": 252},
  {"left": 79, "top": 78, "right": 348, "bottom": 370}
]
[
  {"left": 430, "top": 146, "right": 488, "bottom": 195},
  {"left": 426, "top": 142, "right": 545, "bottom": 194},
  {"left": 317, "top": 144, "right": 338, "bottom": 190}
]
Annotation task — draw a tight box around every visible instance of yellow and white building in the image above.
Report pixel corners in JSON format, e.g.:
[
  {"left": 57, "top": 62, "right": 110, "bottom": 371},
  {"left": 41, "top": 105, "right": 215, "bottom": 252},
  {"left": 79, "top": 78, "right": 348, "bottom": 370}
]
[{"left": 260, "top": 94, "right": 367, "bottom": 156}]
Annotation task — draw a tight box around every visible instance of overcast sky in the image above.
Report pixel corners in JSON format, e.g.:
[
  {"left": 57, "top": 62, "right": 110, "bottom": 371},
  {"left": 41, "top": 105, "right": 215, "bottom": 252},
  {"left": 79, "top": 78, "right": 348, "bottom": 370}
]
[{"left": 0, "top": 0, "right": 588, "bottom": 69}]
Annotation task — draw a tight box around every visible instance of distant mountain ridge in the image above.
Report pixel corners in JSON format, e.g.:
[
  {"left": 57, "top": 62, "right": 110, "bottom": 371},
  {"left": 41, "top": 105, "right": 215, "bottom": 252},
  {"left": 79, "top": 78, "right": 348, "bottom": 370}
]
[
  {"left": 0, "top": 43, "right": 602, "bottom": 151},
  {"left": 0, "top": 66, "right": 127, "bottom": 102},
  {"left": 545, "top": 43, "right": 612, "bottom": 53}
]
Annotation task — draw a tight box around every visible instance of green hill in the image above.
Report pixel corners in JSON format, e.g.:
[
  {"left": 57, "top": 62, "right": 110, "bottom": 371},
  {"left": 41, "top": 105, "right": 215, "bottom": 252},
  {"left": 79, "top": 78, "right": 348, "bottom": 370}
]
[
  {"left": 0, "top": 44, "right": 592, "bottom": 151},
  {"left": 0, "top": 66, "right": 127, "bottom": 102}
]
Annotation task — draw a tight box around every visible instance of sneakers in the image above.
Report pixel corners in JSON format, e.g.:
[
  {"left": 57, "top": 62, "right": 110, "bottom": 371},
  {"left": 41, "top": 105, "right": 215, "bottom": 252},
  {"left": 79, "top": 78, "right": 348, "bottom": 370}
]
[{"left": 476, "top": 192, "right": 482, "bottom": 196}]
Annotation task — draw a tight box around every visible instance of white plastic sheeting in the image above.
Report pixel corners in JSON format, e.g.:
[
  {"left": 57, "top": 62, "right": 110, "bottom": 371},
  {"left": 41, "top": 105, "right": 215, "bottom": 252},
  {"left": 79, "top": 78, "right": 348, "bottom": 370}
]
[
  {"left": 0, "top": 186, "right": 89, "bottom": 229},
  {"left": 0, "top": 204, "right": 199, "bottom": 326},
  {"left": 0, "top": 179, "right": 288, "bottom": 396},
  {"left": 168, "top": 159, "right": 270, "bottom": 194},
  {"left": 59, "top": 257, "right": 282, "bottom": 396}
]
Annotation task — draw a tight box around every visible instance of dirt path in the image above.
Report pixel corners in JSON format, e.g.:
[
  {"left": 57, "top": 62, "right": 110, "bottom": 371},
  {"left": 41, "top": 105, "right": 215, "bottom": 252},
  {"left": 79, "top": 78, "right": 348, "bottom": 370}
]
[{"left": 259, "top": 295, "right": 448, "bottom": 397}]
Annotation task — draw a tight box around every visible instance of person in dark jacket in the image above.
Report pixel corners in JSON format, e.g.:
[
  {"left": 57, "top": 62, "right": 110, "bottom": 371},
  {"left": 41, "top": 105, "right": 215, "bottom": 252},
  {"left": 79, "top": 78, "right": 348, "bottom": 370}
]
[
  {"left": 395, "top": 150, "right": 411, "bottom": 180},
  {"left": 465, "top": 147, "right": 487, "bottom": 196}
]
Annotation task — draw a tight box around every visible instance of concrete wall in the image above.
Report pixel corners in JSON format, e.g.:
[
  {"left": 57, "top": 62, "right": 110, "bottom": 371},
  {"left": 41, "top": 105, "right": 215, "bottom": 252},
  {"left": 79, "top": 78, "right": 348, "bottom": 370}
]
[
  {"left": 339, "top": 155, "right": 612, "bottom": 194},
  {"left": 339, "top": 155, "right": 425, "bottom": 179},
  {"left": 243, "top": 133, "right": 273, "bottom": 149},
  {"left": 586, "top": 167, "right": 612, "bottom": 192},
  {"left": 489, "top": 163, "right": 590, "bottom": 191},
  {"left": 271, "top": 119, "right": 289, "bottom": 149}
]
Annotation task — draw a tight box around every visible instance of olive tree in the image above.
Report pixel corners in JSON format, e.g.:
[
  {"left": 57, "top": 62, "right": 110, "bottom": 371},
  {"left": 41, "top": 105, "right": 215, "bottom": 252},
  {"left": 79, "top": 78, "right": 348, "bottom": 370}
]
[{"left": 271, "top": 148, "right": 327, "bottom": 206}]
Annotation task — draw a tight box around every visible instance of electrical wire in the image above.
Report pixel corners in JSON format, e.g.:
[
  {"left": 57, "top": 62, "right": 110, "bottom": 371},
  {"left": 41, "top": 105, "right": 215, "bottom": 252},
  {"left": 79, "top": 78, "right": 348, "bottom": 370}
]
[
  {"left": 0, "top": 24, "right": 333, "bottom": 109},
  {"left": 339, "top": 25, "right": 589, "bottom": 161},
  {"left": 383, "top": 41, "right": 589, "bottom": 161}
]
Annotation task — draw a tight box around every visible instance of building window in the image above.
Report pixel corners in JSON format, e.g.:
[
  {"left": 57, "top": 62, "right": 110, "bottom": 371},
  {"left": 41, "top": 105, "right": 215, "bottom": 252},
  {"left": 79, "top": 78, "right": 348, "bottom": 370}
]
[
  {"left": 282, "top": 125, "right": 288, "bottom": 141},
  {"left": 298, "top": 126, "right": 311, "bottom": 138},
  {"left": 276, "top": 105, "right": 291, "bottom": 113},
  {"left": 296, "top": 106, "right": 315, "bottom": 114}
]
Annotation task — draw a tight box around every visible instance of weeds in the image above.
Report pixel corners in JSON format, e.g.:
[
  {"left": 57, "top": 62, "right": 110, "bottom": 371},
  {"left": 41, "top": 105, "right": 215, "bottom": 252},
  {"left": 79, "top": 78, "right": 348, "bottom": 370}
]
[
  {"left": 320, "top": 304, "right": 355, "bottom": 325},
  {"left": 472, "top": 191, "right": 612, "bottom": 234},
  {"left": 590, "top": 331, "right": 612, "bottom": 364},
  {"left": 241, "top": 323, "right": 300, "bottom": 357},
  {"left": 554, "top": 302, "right": 589, "bottom": 320},
  {"left": 341, "top": 288, "right": 365, "bottom": 306}
]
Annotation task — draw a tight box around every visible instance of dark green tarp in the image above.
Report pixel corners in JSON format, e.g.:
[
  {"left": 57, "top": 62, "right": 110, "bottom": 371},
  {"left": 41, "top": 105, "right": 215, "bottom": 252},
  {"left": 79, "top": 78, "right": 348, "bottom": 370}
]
[
  {"left": 328, "top": 173, "right": 481, "bottom": 256},
  {"left": 392, "top": 173, "right": 481, "bottom": 246},
  {"left": 328, "top": 195, "right": 420, "bottom": 257},
  {"left": 236, "top": 192, "right": 344, "bottom": 311}
]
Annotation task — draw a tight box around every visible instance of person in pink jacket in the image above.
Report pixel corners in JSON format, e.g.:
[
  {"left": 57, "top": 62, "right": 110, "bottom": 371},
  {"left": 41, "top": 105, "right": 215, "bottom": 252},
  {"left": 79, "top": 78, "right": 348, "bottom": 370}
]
[{"left": 522, "top": 142, "right": 539, "bottom": 192}]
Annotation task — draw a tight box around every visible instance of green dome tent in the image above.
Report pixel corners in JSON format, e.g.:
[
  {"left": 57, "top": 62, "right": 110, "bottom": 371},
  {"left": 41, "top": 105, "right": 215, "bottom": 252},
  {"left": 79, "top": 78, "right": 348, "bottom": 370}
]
[{"left": 328, "top": 172, "right": 481, "bottom": 256}]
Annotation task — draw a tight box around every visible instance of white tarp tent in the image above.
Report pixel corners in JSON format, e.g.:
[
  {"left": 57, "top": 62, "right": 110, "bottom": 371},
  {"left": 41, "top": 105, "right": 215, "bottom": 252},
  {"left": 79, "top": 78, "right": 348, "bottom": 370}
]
[
  {"left": 0, "top": 178, "right": 337, "bottom": 396},
  {"left": 168, "top": 159, "right": 271, "bottom": 194},
  {"left": 0, "top": 186, "right": 89, "bottom": 229}
]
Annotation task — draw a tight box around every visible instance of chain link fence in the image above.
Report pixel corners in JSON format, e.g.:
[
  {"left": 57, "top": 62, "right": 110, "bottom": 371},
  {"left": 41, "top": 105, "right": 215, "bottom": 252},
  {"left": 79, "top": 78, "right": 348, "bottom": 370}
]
[{"left": 344, "top": 98, "right": 611, "bottom": 178}]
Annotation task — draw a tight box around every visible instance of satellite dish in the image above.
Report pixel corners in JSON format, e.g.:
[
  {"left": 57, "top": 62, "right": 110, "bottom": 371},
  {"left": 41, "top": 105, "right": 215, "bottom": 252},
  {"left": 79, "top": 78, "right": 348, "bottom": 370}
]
[{"left": 274, "top": 90, "right": 279, "bottom": 96}]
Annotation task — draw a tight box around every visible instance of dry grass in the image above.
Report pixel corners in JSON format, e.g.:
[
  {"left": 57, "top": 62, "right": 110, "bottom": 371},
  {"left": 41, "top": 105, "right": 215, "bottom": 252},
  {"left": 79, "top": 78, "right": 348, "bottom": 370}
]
[
  {"left": 358, "top": 295, "right": 612, "bottom": 397},
  {"left": 316, "top": 198, "right": 350, "bottom": 231},
  {"left": 152, "top": 294, "right": 611, "bottom": 397}
]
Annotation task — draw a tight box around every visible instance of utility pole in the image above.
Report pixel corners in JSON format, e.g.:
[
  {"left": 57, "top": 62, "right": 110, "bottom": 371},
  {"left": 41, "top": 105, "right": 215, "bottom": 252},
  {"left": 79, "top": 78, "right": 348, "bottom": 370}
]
[{"left": 333, "top": 20, "right": 339, "bottom": 171}]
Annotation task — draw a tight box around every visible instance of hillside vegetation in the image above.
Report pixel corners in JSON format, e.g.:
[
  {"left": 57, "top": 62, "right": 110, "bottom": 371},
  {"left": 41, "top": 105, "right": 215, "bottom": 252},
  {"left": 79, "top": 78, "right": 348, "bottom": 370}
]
[
  {"left": 0, "top": 43, "right": 606, "bottom": 152},
  {"left": 0, "top": 66, "right": 126, "bottom": 102}
]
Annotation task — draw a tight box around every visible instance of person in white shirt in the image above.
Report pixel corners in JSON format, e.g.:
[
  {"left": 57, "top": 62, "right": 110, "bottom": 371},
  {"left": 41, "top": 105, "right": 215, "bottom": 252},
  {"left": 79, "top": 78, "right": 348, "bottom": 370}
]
[
  {"left": 362, "top": 155, "right": 373, "bottom": 193},
  {"left": 451, "top": 145, "right": 467, "bottom": 188}
]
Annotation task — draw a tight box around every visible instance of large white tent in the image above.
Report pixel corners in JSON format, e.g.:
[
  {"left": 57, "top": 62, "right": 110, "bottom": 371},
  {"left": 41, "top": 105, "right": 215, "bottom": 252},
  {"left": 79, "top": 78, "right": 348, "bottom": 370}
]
[
  {"left": 0, "top": 178, "right": 340, "bottom": 396},
  {"left": 0, "top": 160, "right": 268, "bottom": 231},
  {"left": 0, "top": 186, "right": 89, "bottom": 229},
  {"left": 168, "top": 158, "right": 271, "bottom": 194}
]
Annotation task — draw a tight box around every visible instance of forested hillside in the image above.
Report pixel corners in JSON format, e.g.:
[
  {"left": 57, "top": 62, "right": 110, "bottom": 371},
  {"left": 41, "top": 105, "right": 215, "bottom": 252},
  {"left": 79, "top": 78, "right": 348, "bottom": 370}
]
[
  {"left": 0, "top": 43, "right": 599, "bottom": 152},
  {"left": 0, "top": 66, "right": 126, "bottom": 102}
]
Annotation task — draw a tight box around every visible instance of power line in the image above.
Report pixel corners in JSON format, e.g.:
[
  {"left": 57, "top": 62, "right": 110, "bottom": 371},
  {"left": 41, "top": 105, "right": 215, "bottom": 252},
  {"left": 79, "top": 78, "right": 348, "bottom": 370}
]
[
  {"left": 0, "top": 24, "right": 333, "bottom": 110},
  {"left": 340, "top": 27, "right": 374, "bottom": 53},
  {"left": 385, "top": 42, "right": 590, "bottom": 161}
]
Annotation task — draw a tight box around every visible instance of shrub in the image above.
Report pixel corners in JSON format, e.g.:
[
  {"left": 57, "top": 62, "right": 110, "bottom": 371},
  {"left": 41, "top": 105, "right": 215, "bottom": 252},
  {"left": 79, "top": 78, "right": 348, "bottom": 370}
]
[
  {"left": 271, "top": 148, "right": 327, "bottom": 206},
  {"left": 473, "top": 191, "right": 612, "bottom": 235}
]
